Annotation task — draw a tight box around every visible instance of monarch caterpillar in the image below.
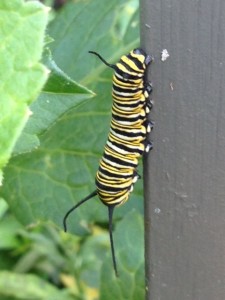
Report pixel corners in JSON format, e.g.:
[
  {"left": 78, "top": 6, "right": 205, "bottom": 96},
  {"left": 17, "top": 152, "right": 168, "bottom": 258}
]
[{"left": 63, "top": 48, "right": 153, "bottom": 277}]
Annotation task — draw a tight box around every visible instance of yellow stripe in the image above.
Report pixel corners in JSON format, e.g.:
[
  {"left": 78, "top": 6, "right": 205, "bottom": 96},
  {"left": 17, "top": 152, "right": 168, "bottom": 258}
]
[
  {"left": 113, "top": 74, "right": 141, "bottom": 86},
  {"left": 116, "top": 63, "right": 143, "bottom": 76},
  {"left": 120, "top": 55, "right": 144, "bottom": 72},
  {"left": 130, "top": 51, "right": 146, "bottom": 64},
  {"left": 100, "top": 160, "right": 134, "bottom": 174}
]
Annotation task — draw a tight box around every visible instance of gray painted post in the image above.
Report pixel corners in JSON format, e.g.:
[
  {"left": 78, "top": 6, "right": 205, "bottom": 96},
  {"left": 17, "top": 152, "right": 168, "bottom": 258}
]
[{"left": 141, "top": 1, "right": 225, "bottom": 299}]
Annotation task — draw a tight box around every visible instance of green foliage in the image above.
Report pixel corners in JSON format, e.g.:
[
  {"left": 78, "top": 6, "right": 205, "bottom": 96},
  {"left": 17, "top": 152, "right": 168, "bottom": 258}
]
[
  {"left": 14, "top": 50, "right": 94, "bottom": 155},
  {"left": 0, "top": 0, "right": 145, "bottom": 299},
  {"left": 0, "top": 201, "right": 144, "bottom": 300},
  {"left": 0, "top": 271, "right": 74, "bottom": 300},
  {"left": 0, "top": 0, "right": 49, "bottom": 184},
  {"left": 1, "top": 0, "right": 142, "bottom": 232},
  {"left": 100, "top": 211, "right": 145, "bottom": 300}
]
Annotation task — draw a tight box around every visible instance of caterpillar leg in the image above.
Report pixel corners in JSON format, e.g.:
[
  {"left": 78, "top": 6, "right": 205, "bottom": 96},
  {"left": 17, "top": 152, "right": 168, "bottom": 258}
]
[
  {"left": 145, "top": 54, "right": 153, "bottom": 65},
  {"left": 144, "top": 83, "right": 153, "bottom": 114},
  {"left": 144, "top": 140, "right": 153, "bottom": 153},
  {"left": 145, "top": 99, "right": 154, "bottom": 113},
  {"left": 129, "top": 185, "right": 134, "bottom": 192},
  {"left": 146, "top": 120, "right": 154, "bottom": 133},
  {"left": 144, "top": 82, "right": 152, "bottom": 101},
  {"left": 133, "top": 170, "right": 141, "bottom": 181}
]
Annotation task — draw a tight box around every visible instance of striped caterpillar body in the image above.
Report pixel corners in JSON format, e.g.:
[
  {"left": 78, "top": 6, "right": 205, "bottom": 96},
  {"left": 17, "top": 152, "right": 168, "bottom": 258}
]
[{"left": 63, "top": 48, "right": 153, "bottom": 277}]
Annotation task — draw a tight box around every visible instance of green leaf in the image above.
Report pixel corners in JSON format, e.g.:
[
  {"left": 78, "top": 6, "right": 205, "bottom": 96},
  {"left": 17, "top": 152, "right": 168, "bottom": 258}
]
[
  {"left": 0, "top": 215, "right": 21, "bottom": 249},
  {"left": 100, "top": 211, "right": 145, "bottom": 300},
  {"left": 0, "top": 271, "right": 74, "bottom": 300},
  {"left": 47, "top": 0, "right": 139, "bottom": 81},
  {"left": 13, "top": 52, "right": 94, "bottom": 155},
  {"left": 0, "top": 0, "right": 49, "bottom": 183},
  {"left": 0, "top": 198, "right": 8, "bottom": 219},
  {"left": 78, "top": 230, "right": 109, "bottom": 288}
]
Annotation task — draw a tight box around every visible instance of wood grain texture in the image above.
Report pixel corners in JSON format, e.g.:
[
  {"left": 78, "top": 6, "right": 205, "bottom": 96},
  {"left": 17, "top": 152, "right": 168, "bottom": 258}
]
[{"left": 140, "top": 1, "right": 225, "bottom": 299}]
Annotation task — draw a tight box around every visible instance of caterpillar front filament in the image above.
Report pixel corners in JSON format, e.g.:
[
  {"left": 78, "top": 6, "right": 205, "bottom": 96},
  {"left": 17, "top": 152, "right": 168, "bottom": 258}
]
[{"left": 63, "top": 48, "right": 153, "bottom": 277}]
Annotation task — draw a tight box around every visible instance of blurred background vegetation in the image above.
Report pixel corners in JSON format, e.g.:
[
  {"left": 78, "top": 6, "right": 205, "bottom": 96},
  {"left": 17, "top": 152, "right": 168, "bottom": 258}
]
[{"left": 0, "top": 0, "right": 146, "bottom": 299}]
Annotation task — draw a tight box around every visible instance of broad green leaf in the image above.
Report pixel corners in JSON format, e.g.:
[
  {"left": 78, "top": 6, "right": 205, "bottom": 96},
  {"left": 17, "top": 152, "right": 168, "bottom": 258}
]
[
  {"left": 1, "top": 0, "right": 142, "bottom": 231},
  {"left": 0, "top": 271, "right": 75, "bottom": 300},
  {"left": 100, "top": 211, "right": 145, "bottom": 300},
  {"left": 13, "top": 54, "right": 94, "bottom": 155},
  {"left": 48, "top": 0, "right": 139, "bottom": 82},
  {"left": 0, "top": 0, "right": 49, "bottom": 183}
]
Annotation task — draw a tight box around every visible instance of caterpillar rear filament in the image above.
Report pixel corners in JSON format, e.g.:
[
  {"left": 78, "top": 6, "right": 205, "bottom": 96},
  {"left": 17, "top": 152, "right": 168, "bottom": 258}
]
[{"left": 63, "top": 48, "right": 153, "bottom": 277}]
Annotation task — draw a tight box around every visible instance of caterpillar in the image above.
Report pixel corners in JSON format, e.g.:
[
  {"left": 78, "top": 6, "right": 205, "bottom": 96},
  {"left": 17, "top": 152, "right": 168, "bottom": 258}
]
[{"left": 63, "top": 48, "right": 153, "bottom": 277}]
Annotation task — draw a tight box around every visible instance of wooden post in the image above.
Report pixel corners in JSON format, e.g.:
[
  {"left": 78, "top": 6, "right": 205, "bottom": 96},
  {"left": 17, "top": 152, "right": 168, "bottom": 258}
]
[{"left": 141, "top": 1, "right": 225, "bottom": 299}]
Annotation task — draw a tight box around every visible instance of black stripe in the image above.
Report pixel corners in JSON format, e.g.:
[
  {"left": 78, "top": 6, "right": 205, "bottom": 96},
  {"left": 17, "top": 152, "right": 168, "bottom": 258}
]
[
  {"left": 115, "top": 68, "right": 143, "bottom": 81},
  {"left": 112, "top": 127, "right": 145, "bottom": 138},
  {"left": 96, "top": 179, "right": 127, "bottom": 192},
  {"left": 112, "top": 112, "right": 144, "bottom": 123},
  {"left": 126, "top": 54, "right": 145, "bottom": 70},
  {"left": 119, "top": 57, "right": 144, "bottom": 74},
  {"left": 103, "top": 152, "right": 137, "bottom": 168},
  {"left": 112, "top": 92, "right": 139, "bottom": 100},
  {"left": 118, "top": 59, "right": 137, "bottom": 73},
  {"left": 96, "top": 176, "right": 132, "bottom": 192},
  {"left": 98, "top": 190, "right": 129, "bottom": 204},
  {"left": 98, "top": 165, "right": 132, "bottom": 178},
  {"left": 113, "top": 99, "right": 144, "bottom": 108},
  {"left": 112, "top": 84, "right": 142, "bottom": 94},
  {"left": 107, "top": 139, "right": 143, "bottom": 155},
  {"left": 114, "top": 73, "right": 141, "bottom": 84}
]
